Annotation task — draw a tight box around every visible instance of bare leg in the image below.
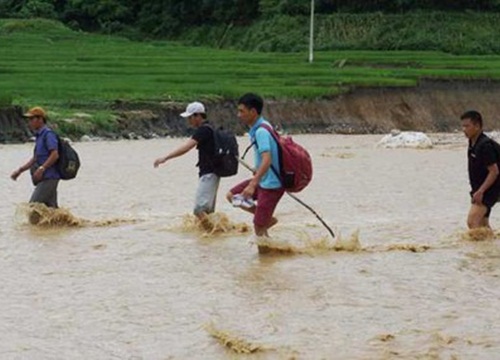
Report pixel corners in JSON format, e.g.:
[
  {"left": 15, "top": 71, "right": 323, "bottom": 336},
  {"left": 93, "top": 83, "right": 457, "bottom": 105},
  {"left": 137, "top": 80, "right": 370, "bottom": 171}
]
[
  {"left": 467, "top": 203, "right": 490, "bottom": 229},
  {"left": 255, "top": 224, "right": 272, "bottom": 254},
  {"left": 481, "top": 216, "right": 491, "bottom": 228},
  {"left": 268, "top": 217, "right": 278, "bottom": 229},
  {"left": 196, "top": 211, "right": 213, "bottom": 232}
]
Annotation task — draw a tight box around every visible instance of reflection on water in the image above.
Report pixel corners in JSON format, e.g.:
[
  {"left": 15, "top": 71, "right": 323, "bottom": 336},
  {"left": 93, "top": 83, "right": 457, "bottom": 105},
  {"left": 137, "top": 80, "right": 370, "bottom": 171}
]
[{"left": 2, "top": 134, "right": 500, "bottom": 359}]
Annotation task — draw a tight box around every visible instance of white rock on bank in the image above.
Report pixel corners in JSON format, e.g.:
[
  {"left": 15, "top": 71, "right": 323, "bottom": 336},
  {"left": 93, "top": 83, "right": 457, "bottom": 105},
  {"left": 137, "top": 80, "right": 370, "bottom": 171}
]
[
  {"left": 487, "top": 131, "right": 500, "bottom": 143},
  {"left": 377, "top": 130, "right": 433, "bottom": 149},
  {"left": 73, "top": 112, "right": 92, "bottom": 118}
]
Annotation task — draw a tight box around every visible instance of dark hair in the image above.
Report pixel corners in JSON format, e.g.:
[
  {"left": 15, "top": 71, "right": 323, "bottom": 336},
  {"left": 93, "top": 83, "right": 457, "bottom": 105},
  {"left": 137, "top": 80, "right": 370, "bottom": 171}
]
[
  {"left": 461, "top": 110, "right": 483, "bottom": 127},
  {"left": 238, "top": 93, "right": 264, "bottom": 115}
]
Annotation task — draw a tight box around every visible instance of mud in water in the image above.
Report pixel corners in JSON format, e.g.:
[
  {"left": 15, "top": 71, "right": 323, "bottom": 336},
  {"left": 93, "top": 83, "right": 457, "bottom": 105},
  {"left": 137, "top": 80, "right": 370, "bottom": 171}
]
[
  {"left": 16, "top": 203, "right": 139, "bottom": 228},
  {"left": 205, "top": 323, "right": 268, "bottom": 354},
  {"left": 254, "top": 229, "right": 362, "bottom": 255},
  {"left": 16, "top": 203, "right": 83, "bottom": 227},
  {"left": 174, "top": 212, "right": 250, "bottom": 237},
  {"left": 377, "top": 243, "right": 432, "bottom": 253},
  {"left": 319, "top": 150, "right": 356, "bottom": 159},
  {"left": 3, "top": 135, "right": 500, "bottom": 359},
  {"left": 461, "top": 227, "right": 496, "bottom": 241},
  {"left": 254, "top": 229, "right": 436, "bottom": 256}
]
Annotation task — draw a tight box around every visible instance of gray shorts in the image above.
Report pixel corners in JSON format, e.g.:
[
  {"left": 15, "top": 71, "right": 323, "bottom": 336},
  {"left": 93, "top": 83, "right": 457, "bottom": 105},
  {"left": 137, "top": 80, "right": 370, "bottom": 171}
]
[
  {"left": 194, "top": 173, "right": 220, "bottom": 215},
  {"left": 30, "top": 179, "right": 59, "bottom": 208}
]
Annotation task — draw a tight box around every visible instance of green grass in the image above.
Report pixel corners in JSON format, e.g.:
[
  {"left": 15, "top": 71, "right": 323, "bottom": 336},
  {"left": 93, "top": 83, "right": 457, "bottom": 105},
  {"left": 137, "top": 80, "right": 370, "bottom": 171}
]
[{"left": 2, "top": 18, "right": 500, "bottom": 136}]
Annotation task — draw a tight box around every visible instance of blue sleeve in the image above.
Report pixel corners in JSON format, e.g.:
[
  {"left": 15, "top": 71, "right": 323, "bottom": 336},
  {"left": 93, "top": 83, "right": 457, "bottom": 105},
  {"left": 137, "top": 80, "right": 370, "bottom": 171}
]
[
  {"left": 45, "top": 131, "right": 59, "bottom": 152},
  {"left": 255, "top": 128, "right": 273, "bottom": 154}
]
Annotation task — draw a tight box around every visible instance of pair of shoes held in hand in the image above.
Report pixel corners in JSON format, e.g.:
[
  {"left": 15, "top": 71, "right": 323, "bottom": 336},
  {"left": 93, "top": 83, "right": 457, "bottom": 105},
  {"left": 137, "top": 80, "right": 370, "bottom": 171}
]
[{"left": 232, "top": 194, "right": 255, "bottom": 209}]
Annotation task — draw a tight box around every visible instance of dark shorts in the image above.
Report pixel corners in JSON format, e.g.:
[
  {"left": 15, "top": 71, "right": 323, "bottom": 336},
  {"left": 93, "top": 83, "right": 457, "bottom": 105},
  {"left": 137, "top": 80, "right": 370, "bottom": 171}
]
[
  {"left": 230, "top": 179, "right": 285, "bottom": 228},
  {"left": 470, "top": 189, "right": 500, "bottom": 218}
]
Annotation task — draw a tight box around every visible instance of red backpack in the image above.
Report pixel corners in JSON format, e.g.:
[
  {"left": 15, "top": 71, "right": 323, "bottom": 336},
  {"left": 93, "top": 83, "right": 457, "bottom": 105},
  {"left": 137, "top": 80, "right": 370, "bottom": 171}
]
[{"left": 259, "top": 123, "right": 313, "bottom": 193}]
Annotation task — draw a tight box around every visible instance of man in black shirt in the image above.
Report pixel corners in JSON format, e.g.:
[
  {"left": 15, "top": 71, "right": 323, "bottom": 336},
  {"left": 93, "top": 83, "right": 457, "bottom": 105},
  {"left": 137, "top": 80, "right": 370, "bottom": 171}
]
[
  {"left": 462, "top": 110, "right": 500, "bottom": 230},
  {"left": 154, "top": 102, "right": 219, "bottom": 230}
]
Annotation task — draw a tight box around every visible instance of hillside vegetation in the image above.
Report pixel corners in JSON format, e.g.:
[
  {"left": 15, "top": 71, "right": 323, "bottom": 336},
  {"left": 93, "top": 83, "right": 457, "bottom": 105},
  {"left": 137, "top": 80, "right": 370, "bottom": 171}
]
[
  {"left": 2, "top": 18, "right": 500, "bottom": 137},
  {"left": 2, "top": 19, "right": 500, "bottom": 107}
]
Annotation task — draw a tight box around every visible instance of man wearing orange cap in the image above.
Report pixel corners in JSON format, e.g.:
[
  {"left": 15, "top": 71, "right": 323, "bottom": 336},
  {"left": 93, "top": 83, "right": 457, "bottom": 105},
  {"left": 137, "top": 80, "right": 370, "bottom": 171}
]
[{"left": 10, "top": 107, "right": 61, "bottom": 208}]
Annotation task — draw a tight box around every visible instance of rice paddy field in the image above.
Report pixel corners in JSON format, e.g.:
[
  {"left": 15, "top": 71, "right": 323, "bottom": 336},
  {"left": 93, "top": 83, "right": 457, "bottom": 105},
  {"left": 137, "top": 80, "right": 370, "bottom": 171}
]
[{"left": 2, "top": 18, "right": 500, "bottom": 112}]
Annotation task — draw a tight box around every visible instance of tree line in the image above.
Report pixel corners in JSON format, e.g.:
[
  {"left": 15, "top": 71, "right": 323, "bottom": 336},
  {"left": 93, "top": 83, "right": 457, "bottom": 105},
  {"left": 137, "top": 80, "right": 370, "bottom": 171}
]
[{"left": 1, "top": 0, "right": 500, "bottom": 38}]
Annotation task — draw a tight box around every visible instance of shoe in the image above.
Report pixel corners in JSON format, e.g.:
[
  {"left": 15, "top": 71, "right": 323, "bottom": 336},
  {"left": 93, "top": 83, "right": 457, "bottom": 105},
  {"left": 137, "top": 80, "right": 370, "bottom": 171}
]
[{"left": 232, "top": 194, "right": 255, "bottom": 209}]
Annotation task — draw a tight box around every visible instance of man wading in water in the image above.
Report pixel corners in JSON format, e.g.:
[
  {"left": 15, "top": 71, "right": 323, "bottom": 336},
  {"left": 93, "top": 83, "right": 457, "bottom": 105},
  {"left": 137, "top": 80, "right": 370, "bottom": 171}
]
[
  {"left": 462, "top": 110, "right": 500, "bottom": 231},
  {"left": 11, "top": 107, "right": 61, "bottom": 212},
  {"left": 226, "top": 93, "right": 285, "bottom": 243},
  {"left": 154, "top": 102, "right": 220, "bottom": 231}
]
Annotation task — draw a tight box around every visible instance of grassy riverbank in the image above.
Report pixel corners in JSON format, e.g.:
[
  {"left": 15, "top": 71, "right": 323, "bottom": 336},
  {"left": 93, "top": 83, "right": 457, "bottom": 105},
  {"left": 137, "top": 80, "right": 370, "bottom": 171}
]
[{"left": 2, "top": 18, "right": 500, "bottom": 137}]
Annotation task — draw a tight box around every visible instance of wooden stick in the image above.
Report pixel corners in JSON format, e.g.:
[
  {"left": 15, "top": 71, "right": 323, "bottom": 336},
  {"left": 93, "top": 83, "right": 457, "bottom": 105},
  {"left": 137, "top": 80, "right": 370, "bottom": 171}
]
[{"left": 237, "top": 158, "right": 335, "bottom": 238}]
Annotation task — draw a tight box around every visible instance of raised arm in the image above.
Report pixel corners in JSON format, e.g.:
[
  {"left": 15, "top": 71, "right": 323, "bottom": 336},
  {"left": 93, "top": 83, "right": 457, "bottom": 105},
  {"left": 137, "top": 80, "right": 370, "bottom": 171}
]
[{"left": 154, "top": 138, "right": 198, "bottom": 168}]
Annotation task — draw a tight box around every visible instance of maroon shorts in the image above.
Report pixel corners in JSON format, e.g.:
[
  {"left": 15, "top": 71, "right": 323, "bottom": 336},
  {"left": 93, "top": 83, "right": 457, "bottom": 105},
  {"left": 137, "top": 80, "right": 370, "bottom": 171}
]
[{"left": 230, "top": 179, "right": 285, "bottom": 227}]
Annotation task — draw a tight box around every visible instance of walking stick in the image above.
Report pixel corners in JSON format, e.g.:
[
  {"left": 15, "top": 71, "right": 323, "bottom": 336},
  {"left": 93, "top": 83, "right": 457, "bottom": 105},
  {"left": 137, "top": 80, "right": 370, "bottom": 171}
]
[{"left": 237, "top": 158, "right": 336, "bottom": 239}]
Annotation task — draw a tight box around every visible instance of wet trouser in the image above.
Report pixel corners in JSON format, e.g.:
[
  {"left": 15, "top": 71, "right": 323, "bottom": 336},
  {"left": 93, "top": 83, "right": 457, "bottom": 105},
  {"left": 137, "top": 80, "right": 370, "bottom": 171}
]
[
  {"left": 194, "top": 173, "right": 220, "bottom": 215},
  {"left": 30, "top": 179, "right": 59, "bottom": 208}
]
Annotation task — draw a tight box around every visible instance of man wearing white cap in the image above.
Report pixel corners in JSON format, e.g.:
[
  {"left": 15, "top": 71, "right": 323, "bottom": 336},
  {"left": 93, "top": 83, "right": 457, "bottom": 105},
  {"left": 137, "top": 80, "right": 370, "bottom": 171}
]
[{"left": 154, "top": 101, "right": 220, "bottom": 230}]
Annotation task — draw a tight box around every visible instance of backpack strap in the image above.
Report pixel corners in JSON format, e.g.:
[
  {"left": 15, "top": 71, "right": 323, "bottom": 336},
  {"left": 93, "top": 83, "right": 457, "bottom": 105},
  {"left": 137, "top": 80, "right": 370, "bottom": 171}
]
[
  {"left": 35, "top": 129, "right": 58, "bottom": 159},
  {"left": 242, "top": 123, "right": 284, "bottom": 184},
  {"left": 200, "top": 122, "right": 216, "bottom": 139},
  {"left": 42, "top": 129, "right": 60, "bottom": 153},
  {"left": 199, "top": 122, "right": 220, "bottom": 171}
]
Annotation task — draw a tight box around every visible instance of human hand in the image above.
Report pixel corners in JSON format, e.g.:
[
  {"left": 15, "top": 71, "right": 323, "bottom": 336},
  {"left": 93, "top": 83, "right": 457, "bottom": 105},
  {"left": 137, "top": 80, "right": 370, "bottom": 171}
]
[
  {"left": 10, "top": 168, "right": 21, "bottom": 181},
  {"left": 32, "top": 167, "right": 44, "bottom": 183},
  {"left": 154, "top": 157, "right": 166, "bottom": 168},
  {"left": 472, "top": 190, "right": 484, "bottom": 205},
  {"left": 241, "top": 183, "right": 256, "bottom": 199}
]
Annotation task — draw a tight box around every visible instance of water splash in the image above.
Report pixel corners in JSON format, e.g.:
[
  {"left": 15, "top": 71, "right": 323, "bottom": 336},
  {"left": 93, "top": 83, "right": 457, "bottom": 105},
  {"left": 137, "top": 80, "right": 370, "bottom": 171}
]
[
  {"left": 204, "top": 322, "right": 268, "bottom": 354},
  {"left": 15, "top": 203, "right": 139, "bottom": 228},
  {"left": 254, "top": 228, "right": 436, "bottom": 255},
  {"left": 254, "top": 229, "right": 362, "bottom": 255},
  {"left": 16, "top": 203, "right": 82, "bottom": 227},
  {"left": 461, "top": 227, "right": 495, "bottom": 241},
  {"left": 178, "top": 213, "right": 250, "bottom": 237},
  {"left": 383, "top": 244, "right": 431, "bottom": 253}
]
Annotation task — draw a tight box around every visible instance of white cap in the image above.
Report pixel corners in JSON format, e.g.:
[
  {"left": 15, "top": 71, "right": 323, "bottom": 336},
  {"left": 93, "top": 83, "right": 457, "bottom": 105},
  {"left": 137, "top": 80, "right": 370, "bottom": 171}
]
[{"left": 180, "top": 101, "right": 205, "bottom": 117}]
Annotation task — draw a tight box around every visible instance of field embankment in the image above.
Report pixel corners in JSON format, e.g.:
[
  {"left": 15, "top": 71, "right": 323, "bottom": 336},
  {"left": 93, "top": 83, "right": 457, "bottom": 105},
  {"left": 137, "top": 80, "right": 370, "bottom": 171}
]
[{"left": 3, "top": 79, "right": 500, "bottom": 143}]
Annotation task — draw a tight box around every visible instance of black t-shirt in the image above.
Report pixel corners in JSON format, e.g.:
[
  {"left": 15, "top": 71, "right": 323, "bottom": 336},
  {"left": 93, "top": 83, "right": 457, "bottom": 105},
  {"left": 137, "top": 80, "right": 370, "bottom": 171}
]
[
  {"left": 191, "top": 122, "right": 216, "bottom": 176},
  {"left": 468, "top": 133, "right": 500, "bottom": 192}
]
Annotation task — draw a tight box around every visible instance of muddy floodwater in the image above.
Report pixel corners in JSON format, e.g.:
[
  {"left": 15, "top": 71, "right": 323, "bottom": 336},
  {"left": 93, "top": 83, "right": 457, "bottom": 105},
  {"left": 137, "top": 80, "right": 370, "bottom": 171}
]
[{"left": 2, "top": 134, "right": 500, "bottom": 359}]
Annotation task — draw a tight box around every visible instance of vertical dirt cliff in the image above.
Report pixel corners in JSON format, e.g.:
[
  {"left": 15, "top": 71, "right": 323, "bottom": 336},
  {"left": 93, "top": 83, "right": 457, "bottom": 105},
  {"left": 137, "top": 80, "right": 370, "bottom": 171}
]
[{"left": 1, "top": 80, "right": 500, "bottom": 143}]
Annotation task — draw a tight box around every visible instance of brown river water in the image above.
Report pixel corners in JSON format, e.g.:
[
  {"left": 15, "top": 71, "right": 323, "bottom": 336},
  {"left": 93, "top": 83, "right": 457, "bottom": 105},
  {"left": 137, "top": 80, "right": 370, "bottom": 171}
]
[{"left": 2, "top": 134, "right": 500, "bottom": 359}]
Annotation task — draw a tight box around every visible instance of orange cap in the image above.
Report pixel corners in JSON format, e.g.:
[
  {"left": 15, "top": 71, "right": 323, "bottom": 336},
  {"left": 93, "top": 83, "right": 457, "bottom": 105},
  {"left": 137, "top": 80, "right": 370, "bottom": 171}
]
[{"left": 23, "top": 106, "right": 46, "bottom": 119}]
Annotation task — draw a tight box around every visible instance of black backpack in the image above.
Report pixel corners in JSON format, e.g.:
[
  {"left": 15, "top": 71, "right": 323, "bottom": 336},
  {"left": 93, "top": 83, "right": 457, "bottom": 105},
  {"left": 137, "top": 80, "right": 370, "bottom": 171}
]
[
  {"left": 476, "top": 134, "right": 500, "bottom": 163},
  {"left": 205, "top": 124, "right": 239, "bottom": 177},
  {"left": 57, "top": 135, "right": 80, "bottom": 180},
  {"left": 44, "top": 131, "right": 81, "bottom": 180}
]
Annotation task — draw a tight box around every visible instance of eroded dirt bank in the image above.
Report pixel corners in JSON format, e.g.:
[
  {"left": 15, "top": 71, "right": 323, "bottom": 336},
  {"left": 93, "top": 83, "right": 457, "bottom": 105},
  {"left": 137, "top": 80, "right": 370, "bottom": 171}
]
[{"left": 2, "top": 79, "right": 500, "bottom": 143}]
